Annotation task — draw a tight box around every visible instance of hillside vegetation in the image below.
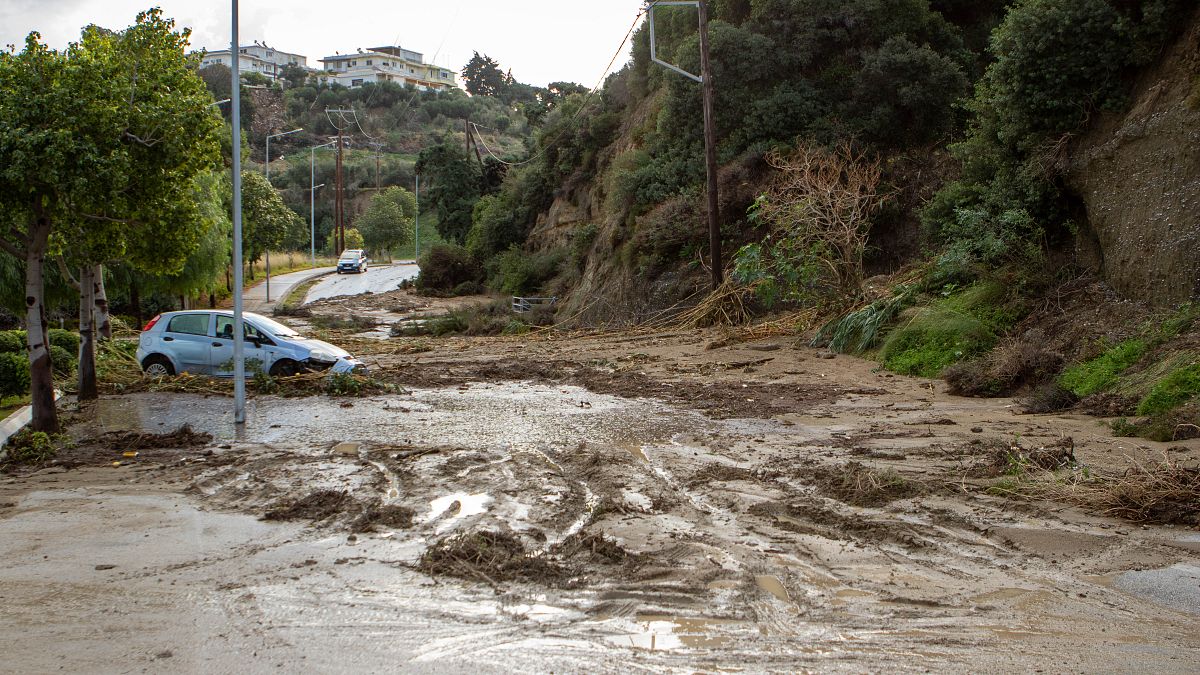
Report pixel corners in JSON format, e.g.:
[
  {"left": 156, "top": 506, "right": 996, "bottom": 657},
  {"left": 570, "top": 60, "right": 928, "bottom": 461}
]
[{"left": 409, "top": 0, "right": 1198, "bottom": 441}]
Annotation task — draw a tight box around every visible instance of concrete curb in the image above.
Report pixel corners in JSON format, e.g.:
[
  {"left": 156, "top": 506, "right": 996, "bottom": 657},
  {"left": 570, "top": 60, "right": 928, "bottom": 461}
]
[{"left": 0, "top": 390, "right": 62, "bottom": 457}]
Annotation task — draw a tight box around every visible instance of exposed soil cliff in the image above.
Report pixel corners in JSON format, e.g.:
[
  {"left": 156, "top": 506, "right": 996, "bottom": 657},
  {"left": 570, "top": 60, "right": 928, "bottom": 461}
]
[{"left": 1069, "top": 9, "right": 1200, "bottom": 306}]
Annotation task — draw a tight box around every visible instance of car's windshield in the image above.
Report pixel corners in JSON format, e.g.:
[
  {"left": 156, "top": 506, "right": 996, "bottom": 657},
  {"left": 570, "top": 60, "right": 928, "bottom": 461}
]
[
  {"left": 245, "top": 314, "right": 301, "bottom": 338},
  {"left": 339, "top": 251, "right": 360, "bottom": 260}
]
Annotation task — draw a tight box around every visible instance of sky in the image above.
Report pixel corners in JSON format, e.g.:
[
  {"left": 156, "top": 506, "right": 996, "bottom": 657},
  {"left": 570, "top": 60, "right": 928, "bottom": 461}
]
[{"left": 0, "top": 1, "right": 649, "bottom": 88}]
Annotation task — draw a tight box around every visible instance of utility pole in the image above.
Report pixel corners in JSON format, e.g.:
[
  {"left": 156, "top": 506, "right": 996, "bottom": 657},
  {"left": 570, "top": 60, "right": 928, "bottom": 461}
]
[
  {"left": 465, "top": 118, "right": 483, "bottom": 166},
  {"left": 646, "top": 1, "right": 722, "bottom": 290},
  {"left": 698, "top": 0, "right": 721, "bottom": 288},
  {"left": 311, "top": 140, "right": 335, "bottom": 263},
  {"left": 335, "top": 126, "right": 344, "bottom": 252},
  {"left": 414, "top": 173, "right": 420, "bottom": 261}
]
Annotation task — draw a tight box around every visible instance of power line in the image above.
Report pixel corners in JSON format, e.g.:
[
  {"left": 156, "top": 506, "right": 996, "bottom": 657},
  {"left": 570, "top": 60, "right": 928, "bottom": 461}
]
[{"left": 469, "top": 5, "right": 648, "bottom": 168}]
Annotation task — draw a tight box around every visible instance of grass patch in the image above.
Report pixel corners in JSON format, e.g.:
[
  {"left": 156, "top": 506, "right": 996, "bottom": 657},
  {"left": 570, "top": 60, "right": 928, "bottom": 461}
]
[
  {"left": 273, "top": 273, "right": 331, "bottom": 316},
  {"left": 1059, "top": 339, "right": 1147, "bottom": 397},
  {"left": 879, "top": 282, "right": 1020, "bottom": 378},
  {"left": 812, "top": 286, "right": 915, "bottom": 353},
  {"left": 1136, "top": 362, "right": 1200, "bottom": 416},
  {"left": 0, "top": 394, "right": 30, "bottom": 419}
]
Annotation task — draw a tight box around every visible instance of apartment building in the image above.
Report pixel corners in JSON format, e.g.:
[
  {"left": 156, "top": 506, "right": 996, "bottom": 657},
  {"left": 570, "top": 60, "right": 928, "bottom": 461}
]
[
  {"left": 319, "top": 45, "right": 456, "bottom": 90},
  {"left": 197, "top": 41, "right": 308, "bottom": 80}
]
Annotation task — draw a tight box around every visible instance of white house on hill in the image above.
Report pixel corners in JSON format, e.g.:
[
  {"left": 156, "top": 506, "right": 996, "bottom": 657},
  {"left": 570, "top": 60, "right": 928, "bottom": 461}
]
[
  {"left": 197, "top": 41, "right": 309, "bottom": 80},
  {"left": 319, "top": 46, "right": 455, "bottom": 90}
]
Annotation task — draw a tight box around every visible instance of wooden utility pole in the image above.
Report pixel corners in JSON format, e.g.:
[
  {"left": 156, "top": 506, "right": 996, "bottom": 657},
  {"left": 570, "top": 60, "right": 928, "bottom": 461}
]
[
  {"left": 647, "top": 0, "right": 722, "bottom": 290},
  {"left": 335, "top": 127, "right": 344, "bottom": 252},
  {"left": 697, "top": 0, "right": 721, "bottom": 289}
]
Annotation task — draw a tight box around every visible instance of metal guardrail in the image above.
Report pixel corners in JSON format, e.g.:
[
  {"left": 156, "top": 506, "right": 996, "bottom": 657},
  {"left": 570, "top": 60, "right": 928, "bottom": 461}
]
[{"left": 512, "top": 296, "right": 557, "bottom": 313}]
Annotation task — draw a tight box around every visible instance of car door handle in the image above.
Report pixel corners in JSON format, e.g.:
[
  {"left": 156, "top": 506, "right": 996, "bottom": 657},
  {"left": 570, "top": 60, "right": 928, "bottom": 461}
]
[
  {"left": 212, "top": 342, "right": 224, "bottom": 347},
  {"left": 163, "top": 336, "right": 174, "bottom": 342}
]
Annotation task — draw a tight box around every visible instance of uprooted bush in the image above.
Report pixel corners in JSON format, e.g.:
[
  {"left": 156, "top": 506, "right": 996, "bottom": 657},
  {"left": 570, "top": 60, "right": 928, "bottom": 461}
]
[
  {"left": 394, "top": 299, "right": 554, "bottom": 337},
  {"left": 415, "top": 244, "right": 484, "bottom": 295},
  {"left": 1009, "top": 458, "right": 1200, "bottom": 526},
  {"left": 944, "top": 332, "right": 1064, "bottom": 397},
  {"left": 809, "top": 461, "right": 926, "bottom": 507},
  {"left": 1, "top": 429, "right": 73, "bottom": 466},
  {"left": 1110, "top": 403, "right": 1200, "bottom": 442},
  {"left": 263, "top": 490, "right": 356, "bottom": 522},
  {"left": 416, "top": 530, "right": 571, "bottom": 586}
]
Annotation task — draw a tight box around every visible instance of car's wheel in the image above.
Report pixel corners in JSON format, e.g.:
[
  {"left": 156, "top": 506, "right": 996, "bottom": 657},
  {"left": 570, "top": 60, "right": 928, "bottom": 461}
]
[
  {"left": 269, "top": 359, "right": 301, "bottom": 377},
  {"left": 142, "top": 354, "right": 175, "bottom": 377}
]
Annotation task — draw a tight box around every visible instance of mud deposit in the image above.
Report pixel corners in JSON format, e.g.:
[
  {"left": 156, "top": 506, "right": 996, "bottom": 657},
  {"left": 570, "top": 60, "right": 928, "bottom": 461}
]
[{"left": 2, "top": 332, "right": 1199, "bottom": 672}]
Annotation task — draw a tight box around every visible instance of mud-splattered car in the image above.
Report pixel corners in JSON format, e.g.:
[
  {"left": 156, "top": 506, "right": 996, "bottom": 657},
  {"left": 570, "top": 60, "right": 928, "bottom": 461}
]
[{"left": 137, "top": 310, "right": 365, "bottom": 377}]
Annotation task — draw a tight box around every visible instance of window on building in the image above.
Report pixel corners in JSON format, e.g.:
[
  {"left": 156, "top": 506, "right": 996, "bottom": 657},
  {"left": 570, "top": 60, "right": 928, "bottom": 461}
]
[
  {"left": 351, "top": 78, "right": 363, "bottom": 87},
  {"left": 366, "top": 59, "right": 372, "bottom": 65},
  {"left": 440, "top": 71, "right": 450, "bottom": 78},
  {"left": 351, "top": 60, "right": 357, "bottom": 66}
]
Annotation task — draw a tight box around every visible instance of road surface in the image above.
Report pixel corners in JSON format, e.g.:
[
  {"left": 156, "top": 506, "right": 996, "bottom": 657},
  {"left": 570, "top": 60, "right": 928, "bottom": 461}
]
[
  {"left": 304, "top": 262, "right": 419, "bottom": 303},
  {"left": 242, "top": 266, "right": 334, "bottom": 313}
]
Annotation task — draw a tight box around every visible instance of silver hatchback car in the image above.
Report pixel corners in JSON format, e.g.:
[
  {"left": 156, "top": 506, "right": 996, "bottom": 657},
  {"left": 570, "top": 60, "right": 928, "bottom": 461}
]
[{"left": 136, "top": 310, "right": 365, "bottom": 377}]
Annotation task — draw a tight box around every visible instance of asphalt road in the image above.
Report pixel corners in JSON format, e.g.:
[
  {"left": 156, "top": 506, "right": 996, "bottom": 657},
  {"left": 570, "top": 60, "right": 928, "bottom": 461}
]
[
  {"left": 242, "top": 266, "right": 335, "bottom": 313},
  {"left": 304, "top": 262, "right": 419, "bottom": 303}
]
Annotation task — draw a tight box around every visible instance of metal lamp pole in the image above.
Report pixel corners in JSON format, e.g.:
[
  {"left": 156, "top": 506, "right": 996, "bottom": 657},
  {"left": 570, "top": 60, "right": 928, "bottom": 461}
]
[
  {"left": 310, "top": 183, "right": 325, "bottom": 265},
  {"left": 310, "top": 141, "right": 336, "bottom": 262},
  {"left": 230, "top": 0, "right": 245, "bottom": 424},
  {"left": 263, "top": 128, "right": 303, "bottom": 302}
]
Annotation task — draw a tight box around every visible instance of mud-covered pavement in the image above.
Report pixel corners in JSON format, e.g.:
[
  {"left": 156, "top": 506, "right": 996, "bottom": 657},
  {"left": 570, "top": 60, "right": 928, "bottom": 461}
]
[{"left": 2, "top": 327, "right": 1198, "bottom": 672}]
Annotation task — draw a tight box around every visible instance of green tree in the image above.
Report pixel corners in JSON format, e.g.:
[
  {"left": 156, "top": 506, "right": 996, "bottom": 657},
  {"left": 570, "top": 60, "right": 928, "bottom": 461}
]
[
  {"left": 0, "top": 10, "right": 222, "bottom": 429},
  {"left": 357, "top": 187, "right": 416, "bottom": 259},
  {"left": 416, "top": 144, "right": 482, "bottom": 244},
  {"left": 326, "top": 227, "right": 365, "bottom": 254},
  {"left": 461, "top": 52, "right": 505, "bottom": 97},
  {"left": 238, "top": 171, "right": 304, "bottom": 272}
]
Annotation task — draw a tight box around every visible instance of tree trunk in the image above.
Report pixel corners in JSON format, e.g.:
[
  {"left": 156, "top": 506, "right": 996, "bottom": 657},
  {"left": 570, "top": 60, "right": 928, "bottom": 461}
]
[
  {"left": 93, "top": 265, "right": 111, "bottom": 340},
  {"left": 25, "top": 216, "right": 57, "bottom": 432},
  {"left": 77, "top": 265, "right": 98, "bottom": 401}
]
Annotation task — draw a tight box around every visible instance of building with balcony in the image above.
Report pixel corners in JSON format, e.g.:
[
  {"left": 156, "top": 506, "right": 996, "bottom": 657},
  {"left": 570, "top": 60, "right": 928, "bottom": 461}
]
[
  {"left": 196, "top": 41, "right": 308, "bottom": 80},
  {"left": 318, "top": 46, "right": 456, "bottom": 91}
]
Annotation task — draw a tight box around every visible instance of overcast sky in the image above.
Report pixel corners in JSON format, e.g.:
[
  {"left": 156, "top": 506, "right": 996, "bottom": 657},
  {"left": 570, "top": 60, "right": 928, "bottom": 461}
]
[{"left": 0, "top": 1, "right": 648, "bottom": 88}]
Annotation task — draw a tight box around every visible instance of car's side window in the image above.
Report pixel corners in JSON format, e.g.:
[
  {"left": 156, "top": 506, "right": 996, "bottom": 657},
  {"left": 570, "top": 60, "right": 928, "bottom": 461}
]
[
  {"left": 166, "top": 314, "right": 209, "bottom": 336},
  {"left": 214, "top": 317, "right": 272, "bottom": 345}
]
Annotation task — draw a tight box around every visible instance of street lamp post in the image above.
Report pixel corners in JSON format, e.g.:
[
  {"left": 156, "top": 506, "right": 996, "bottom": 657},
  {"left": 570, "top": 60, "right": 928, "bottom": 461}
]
[
  {"left": 310, "top": 183, "right": 325, "bottom": 265},
  {"left": 230, "top": 0, "right": 245, "bottom": 424},
  {"left": 263, "top": 128, "right": 303, "bottom": 302},
  {"left": 310, "top": 141, "right": 336, "bottom": 263}
]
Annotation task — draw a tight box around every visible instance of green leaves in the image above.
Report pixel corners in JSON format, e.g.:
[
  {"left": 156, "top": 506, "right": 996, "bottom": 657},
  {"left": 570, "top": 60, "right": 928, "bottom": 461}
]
[{"left": 357, "top": 186, "right": 416, "bottom": 256}]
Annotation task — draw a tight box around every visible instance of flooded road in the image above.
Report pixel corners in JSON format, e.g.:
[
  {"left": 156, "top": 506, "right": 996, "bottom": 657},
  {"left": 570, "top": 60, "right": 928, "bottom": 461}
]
[{"left": 2, "top": 376, "right": 1197, "bottom": 673}]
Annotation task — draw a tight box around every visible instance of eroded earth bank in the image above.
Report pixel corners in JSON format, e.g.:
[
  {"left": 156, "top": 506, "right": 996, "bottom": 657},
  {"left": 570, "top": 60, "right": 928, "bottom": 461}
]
[{"left": 2, "top": 327, "right": 1198, "bottom": 673}]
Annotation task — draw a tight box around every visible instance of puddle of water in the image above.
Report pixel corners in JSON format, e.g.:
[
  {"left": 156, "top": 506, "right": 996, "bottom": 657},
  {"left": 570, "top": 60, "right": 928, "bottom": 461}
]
[
  {"left": 94, "top": 385, "right": 709, "bottom": 452},
  {"left": 603, "top": 615, "right": 748, "bottom": 650},
  {"left": 754, "top": 574, "right": 791, "bottom": 602},
  {"left": 426, "top": 492, "right": 492, "bottom": 534}
]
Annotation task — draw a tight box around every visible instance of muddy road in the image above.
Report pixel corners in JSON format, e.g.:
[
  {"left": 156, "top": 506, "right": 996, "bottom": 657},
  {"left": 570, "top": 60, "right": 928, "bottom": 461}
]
[{"left": 2, "top": 325, "right": 1198, "bottom": 672}]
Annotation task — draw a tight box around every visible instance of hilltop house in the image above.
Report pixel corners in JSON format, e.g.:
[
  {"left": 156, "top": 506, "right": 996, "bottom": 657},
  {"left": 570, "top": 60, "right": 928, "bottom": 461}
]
[
  {"left": 197, "top": 41, "right": 309, "bottom": 80},
  {"left": 318, "top": 46, "right": 455, "bottom": 90}
]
